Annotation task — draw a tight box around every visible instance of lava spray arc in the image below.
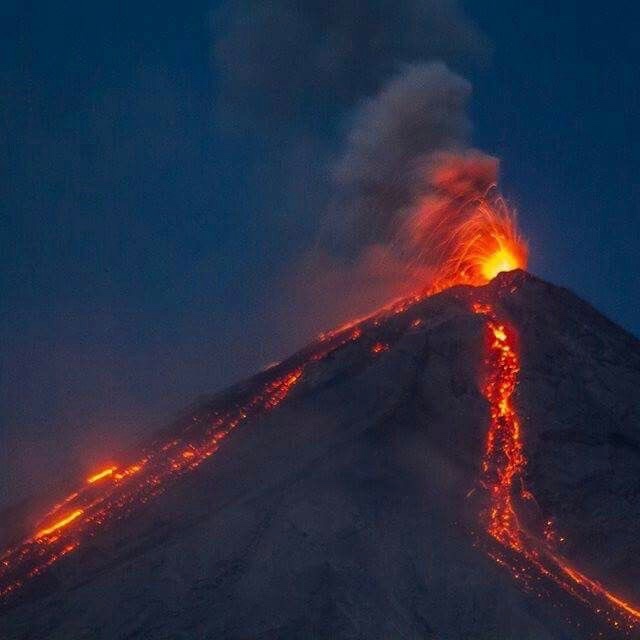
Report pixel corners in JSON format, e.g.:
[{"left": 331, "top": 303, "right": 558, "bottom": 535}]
[
  {"left": 317, "top": 153, "right": 529, "bottom": 344},
  {"left": 400, "top": 152, "right": 528, "bottom": 295}
]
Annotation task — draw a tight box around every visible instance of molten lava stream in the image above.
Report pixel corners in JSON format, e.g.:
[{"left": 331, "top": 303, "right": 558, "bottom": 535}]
[
  {"left": 0, "top": 327, "right": 367, "bottom": 602},
  {"left": 473, "top": 301, "right": 640, "bottom": 636}
]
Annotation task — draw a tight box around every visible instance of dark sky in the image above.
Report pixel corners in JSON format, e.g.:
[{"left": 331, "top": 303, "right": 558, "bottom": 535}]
[{"left": 1, "top": 1, "right": 638, "bottom": 502}]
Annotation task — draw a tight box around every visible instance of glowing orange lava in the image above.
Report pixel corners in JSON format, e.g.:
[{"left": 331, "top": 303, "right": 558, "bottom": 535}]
[
  {"left": 0, "top": 318, "right": 368, "bottom": 601},
  {"left": 35, "top": 510, "right": 83, "bottom": 539},
  {"left": 479, "top": 313, "right": 524, "bottom": 550},
  {"left": 87, "top": 467, "right": 116, "bottom": 484},
  {"left": 473, "top": 300, "right": 640, "bottom": 635}
]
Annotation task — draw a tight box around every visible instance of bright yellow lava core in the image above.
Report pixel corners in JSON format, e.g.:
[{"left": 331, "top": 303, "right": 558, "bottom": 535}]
[{"left": 481, "top": 246, "right": 522, "bottom": 281}]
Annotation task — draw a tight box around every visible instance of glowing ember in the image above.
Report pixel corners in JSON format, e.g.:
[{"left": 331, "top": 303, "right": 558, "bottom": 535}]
[
  {"left": 87, "top": 467, "right": 117, "bottom": 484},
  {"left": 371, "top": 342, "right": 390, "bottom": 354},
  {"left": 35, "top": 510, "right": 83, "bottom": 539}
]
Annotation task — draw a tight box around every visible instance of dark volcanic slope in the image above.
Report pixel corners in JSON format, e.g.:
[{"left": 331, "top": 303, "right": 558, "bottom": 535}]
[
  {"left": 504, "top": 276, "right": 640, "bottom": 601},
  {"left": 2, "top": 272, "right": 639, "bottom": 640}
]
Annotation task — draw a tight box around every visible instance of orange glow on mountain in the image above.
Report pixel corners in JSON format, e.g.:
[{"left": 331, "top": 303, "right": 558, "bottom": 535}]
[
  {"left": 0, "top": 320, "right": 367, "bottom": 602},
  {"left": 87, "top": 467, "right": 116, "bottom": 484},
  {"left": 480, "top": 245, "right": 523, "bottom": 282}
]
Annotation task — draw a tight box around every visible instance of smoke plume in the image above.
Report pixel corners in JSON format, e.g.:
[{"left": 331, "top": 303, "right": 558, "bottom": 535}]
[
  {"left": 296, "top": 60, "right": 521, "bottom": 331},
  {"left": 212, "top": 1, "right": 488, "bottom": 132},
  {"left": 325, "top": 62, "right": 473, "bottom": 256},
  {"left": 212, "top": 0, "right": 502, "bottom": 338}
]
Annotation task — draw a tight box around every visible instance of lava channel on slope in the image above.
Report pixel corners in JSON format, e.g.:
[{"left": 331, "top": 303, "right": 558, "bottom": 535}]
[
  {"left": 0, "top": 297, "right": 428, "bottom": 604},
  {"left": 472, "top": 292, "right": 640, "bottom": 637},
  {"left": 0, "top": 324, "right": 371, "bottom": 602}
]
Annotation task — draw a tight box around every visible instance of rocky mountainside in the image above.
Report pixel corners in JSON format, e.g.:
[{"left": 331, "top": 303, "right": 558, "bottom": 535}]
[{"left": 2, "top": 271, "right": 639, "bottom": 640}]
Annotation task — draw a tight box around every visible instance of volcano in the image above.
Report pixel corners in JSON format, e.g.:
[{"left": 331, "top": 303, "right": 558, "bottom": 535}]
[{"left": 2, "top": 271, "right": 640, "bottom": 640}]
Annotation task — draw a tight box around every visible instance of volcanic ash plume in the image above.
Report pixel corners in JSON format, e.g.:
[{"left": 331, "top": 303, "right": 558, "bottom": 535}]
[{"left": 312, "top": 64, "right": 528, "bottom": 320}]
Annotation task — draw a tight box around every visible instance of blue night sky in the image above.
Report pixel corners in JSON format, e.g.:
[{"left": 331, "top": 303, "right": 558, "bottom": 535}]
[{"left": 1, "top": 1, "right": 638, "bottom": 501}]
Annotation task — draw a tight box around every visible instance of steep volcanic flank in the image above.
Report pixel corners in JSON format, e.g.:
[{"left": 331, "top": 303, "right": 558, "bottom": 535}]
[{"left": 2, "top": 271, "right": 640, "bottom": 640}]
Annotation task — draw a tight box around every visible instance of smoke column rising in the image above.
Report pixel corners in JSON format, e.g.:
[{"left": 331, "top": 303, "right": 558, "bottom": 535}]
[
  {"left": 326, "top": 62, "right": 473, "bottom": 256},
  {"left": 210, "top": 0, "right": 504, "bottom": 342},
  {"left": 277, "top": 63, "right": 523, "bottom": 333}
]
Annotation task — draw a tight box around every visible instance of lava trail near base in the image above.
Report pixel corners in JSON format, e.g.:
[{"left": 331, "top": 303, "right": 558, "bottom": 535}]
[
  {"left": 0, "top": 367, "right": 301, "bottom": 599},
  {"left": 472, "top": 291, "right": 640, "bottom": 637},
  {"left": 0, "top": 293, "right": 420, "bottom": 604}
]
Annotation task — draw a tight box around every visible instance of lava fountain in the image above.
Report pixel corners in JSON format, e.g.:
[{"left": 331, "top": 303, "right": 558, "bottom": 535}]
[{"left": 403, "top": 151, "right": 528, "bottom": 294}]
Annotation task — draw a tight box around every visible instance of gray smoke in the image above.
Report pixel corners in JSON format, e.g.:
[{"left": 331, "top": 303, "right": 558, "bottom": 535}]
[
  {"left": 281, "top": 60, "right": 493, "bottom": 336},
  {"left": 212, "top": 0, "right": 488, "bottom": 132},
  {"left": 211, "top": 0, "right": 490, "bottom": 335},
  {"left": 326, "top": 62, "right": 473, "bottom": 256}
]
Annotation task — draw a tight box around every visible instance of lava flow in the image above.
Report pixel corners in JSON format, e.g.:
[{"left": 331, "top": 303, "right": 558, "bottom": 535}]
[
  {"left": 0, "top": 162, "right": 530, "bottom": 603},
  {"left": 0, "top": 325, "right": 366, "bottom": 601},
  {"left": 472, "top": 299, "right": 640, "bottom": 635},
  {"left": 2, "top": 158, "right": 639, "bottom": 639}
]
